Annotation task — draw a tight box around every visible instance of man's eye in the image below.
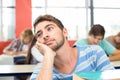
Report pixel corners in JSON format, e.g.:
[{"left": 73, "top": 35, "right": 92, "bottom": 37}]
[
  {"left": 35, "top": 33, "right": 42, "bottom": 39},
  {"left": 37, "top": 33, "right": 41, "bottom": 37},
  {"left": 48, "top": 27, "right": 53, "bottom": 31}
]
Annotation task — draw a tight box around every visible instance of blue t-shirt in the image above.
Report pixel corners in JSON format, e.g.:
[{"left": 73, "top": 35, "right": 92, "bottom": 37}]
[
  {"left": 30, "top": 45, "right": 114, "bottom": 80},
  {"left": 75, "top": 39, "right": 115, "bottom": 55}
]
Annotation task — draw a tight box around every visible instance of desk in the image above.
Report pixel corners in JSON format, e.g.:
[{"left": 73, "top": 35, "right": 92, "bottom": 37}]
[
  {"left": 73, "top": 70, "right": 120, "bottom": 80},
  {"left": 111, "top": 61, "right": 120, "bottom": 69},
  {"left": 0, "top": 54, "right": 27, "bottom": 65},
  {"left": 0, "top": 65, "right": 36, "bottom": 77}
]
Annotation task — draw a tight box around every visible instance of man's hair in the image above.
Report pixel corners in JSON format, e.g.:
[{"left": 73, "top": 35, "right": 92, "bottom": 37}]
[
  {"left": 33, "top": 14, "right": 64, "bottom": 33},
  {"left": 89, "top": 24, "right": 105, "bottom": 39},
  {"left": 21, "top": 29, "right": 33, "bottom": 39}
]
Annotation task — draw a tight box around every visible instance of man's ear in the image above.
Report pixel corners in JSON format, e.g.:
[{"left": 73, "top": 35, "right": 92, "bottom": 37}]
[{"left": 63, "top": 28, "right": 68, "bottom": 37}]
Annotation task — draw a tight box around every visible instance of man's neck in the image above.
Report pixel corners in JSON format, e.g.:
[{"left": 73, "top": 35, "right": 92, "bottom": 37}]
[{"left": 54, "top": 47, "right": 77, "bottom": 74}]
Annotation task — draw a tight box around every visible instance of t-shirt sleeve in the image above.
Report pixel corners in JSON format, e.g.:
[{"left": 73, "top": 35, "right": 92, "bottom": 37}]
[
  {"left": 75, "top": 39, "right": 88, "bottom": 46},
  {"left": 99, "top": 39, "right": 115, "bottom": 55}
]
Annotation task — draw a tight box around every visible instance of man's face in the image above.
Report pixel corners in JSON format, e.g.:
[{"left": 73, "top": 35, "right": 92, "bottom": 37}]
[
  {"left": 34, "top": 21, "right": 67, "bottom": 51},
  {"left": 89, "top": 35, "right": 103, "bottom": 45}
]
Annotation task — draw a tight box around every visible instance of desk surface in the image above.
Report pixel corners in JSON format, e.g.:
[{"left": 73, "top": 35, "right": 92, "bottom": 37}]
[
  {"left": 0, "top": 65, "right": 36, "bottom": 76},
  {"left": 111, "top": 60, "right": 120, "bottom": 68}
]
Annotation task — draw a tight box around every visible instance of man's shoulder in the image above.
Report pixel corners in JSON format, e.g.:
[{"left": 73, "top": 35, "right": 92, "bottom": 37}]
[
  {"left": 77, "top": 44, "right": 101, "bottom": 50},
  {"left": 100, "top": 39, "right": 110, "bottom": 44},
  {"left": 76, "top": 45, "right": 103, "bottom": 55},
  {"left": 75, "top": 38, "right": 87, "bottom": 45}
]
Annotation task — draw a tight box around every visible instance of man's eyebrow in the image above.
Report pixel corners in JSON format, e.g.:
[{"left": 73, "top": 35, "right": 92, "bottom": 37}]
[
  {"left": 36, "top": 30, "right": 41, "bottom": 34},
  {"left": 45, "top": 24, "right": 54, "bottom": 28},
  {"left": 35, "top": 24, "right": 54, "bottom": 34}
]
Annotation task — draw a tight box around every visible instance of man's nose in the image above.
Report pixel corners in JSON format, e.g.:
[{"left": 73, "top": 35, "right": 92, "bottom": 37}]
[{"left": 43, "top": 32, "right": 49, "bottom": 40}]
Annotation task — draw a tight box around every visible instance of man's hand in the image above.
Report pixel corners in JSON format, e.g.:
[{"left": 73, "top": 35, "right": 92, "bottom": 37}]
[{"left": 35, "top": 41, "right": 56, "bottom": 57}]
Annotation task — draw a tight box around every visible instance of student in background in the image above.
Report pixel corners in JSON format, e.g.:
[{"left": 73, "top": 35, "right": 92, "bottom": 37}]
[
  {"left": 106, "top": 32, "right": 120, "bottom": 50},
  {"left": 75, "top": 24, "right": 120, "bottom": 61},
  {"left": 30, "top": 14, "right": 114, "bottom": 80},
  {"left": 3, "top": 29, "right": 34, "bottom": 56}
]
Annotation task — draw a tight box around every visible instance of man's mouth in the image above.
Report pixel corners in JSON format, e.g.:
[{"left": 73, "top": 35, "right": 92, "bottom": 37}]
[{"left": 44, "top": 40, "right": 54, "bottom": 45}]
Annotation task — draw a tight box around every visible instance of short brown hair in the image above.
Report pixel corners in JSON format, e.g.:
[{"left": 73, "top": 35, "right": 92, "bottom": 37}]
[
  {"left": 21, "top": 29, "right": 33, "bottom": 39},
  {"left": 89, "top": 24, "right": 105, "bottom": 39},
  {"left": 33, "top": 14, "right": 64, "bottom": 33}
]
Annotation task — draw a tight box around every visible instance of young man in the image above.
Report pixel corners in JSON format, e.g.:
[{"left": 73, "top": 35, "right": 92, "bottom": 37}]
[
  {"left": 75, "top": 24, "right": 120, "bottom": 61},
  {"left": 30, "top": 15, "right": 114, "bottom": 80},
  {"left": 3, "top": 29, "right": 34, "bottom": 55}
]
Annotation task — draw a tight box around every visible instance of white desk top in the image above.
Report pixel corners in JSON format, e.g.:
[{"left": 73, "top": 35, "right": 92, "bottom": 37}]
[
  {"left": 0, "top": 65, "right": 36, "bottom": 76},
  {"left": 111, "top": 60, "right": 120, "bottom": 68}
]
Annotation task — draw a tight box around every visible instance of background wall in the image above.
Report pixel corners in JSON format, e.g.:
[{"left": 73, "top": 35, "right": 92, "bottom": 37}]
[{"left": 16, "top": 0, "right": 31, "bottom": 38}]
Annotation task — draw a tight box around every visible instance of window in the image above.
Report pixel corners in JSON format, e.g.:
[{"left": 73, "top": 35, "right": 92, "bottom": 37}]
[
  {"left": 1, "top": 0, "right": 120, "bottom": 40},
  {"left": 0, "top": 0, "right": 15, "bottom": 40},
  {"left": 32, "top": 0, "right": 90, "bottom": 40},
  {"left": 94, "top": 0, "right": 120, "bottom": 37}
]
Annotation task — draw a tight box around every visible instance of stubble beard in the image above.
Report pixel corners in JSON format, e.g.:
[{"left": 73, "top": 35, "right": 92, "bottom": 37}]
[{"left": 50, "top": 36, "right": 65, "bottom": 51}]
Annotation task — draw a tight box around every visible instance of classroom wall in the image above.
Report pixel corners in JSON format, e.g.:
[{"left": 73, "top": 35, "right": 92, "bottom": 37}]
[{"left": 16, "top": 0, "right": 32, "bottom": 38}]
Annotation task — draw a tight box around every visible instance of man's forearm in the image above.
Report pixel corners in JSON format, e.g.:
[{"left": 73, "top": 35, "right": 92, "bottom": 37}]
[{"left": 37, "top": 54, "right": 54, "bottom": 80}]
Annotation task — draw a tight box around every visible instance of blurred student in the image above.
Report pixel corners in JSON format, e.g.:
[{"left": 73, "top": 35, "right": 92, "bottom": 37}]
[
  {"left": 75, "top": 24, "right": 120, "bottom": 61},
  {"left": 3, "top": 29, "right": 34, "bottom": 56},
  {"left": 30, "top": 14, "right": 114, "bottom": 80},
  {"left": 106, "top": 32, "right": 120, "bottom": 50}
]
